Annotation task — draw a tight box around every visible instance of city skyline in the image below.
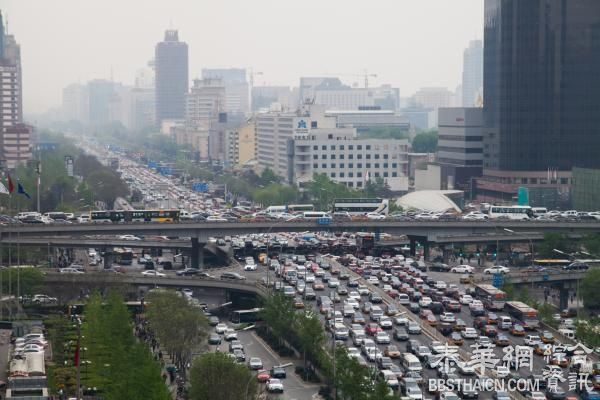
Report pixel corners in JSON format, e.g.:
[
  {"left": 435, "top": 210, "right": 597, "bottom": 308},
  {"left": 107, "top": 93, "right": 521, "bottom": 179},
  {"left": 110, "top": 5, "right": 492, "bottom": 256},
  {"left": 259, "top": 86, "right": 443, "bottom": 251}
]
[{"left": 3, "top": 0, "right": 483, "bottom": 115}]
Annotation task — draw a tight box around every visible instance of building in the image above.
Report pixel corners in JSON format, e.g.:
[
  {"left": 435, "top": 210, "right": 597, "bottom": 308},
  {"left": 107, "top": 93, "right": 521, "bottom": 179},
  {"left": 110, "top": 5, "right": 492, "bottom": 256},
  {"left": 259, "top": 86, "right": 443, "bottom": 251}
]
[
  {"left": 251, "top": 86, "right": 294, "bottom": 112},
  {"left": 185, "top": 78, "right": 225, "bottom": 128},
  {"left": 201, "top": 68, "right": 249, "bottom": 116},
  {"left": 314, "top": 85, "right": 400, "bottom": 111},
  {"left": 155, "top": 30, "right": 188, "bottom": 125},
  {"left": 325, "top": 109, "right": 410, "bottom": 137},
  {"left": 571, "top": 168, "right": 600, "bottom": 211},
  {"left": 0, "top": 11, "right": 31, "bottom": 169},
  {"left": 225, "top": 118, "right": 256, "bottom": 167},
  {"left": 475, "top": 0, "right": 600, "bottom": 205},
  {"left": 411, "top": 87, "right": 455, "bottom": 111},
  {"left": 462, "top": 40, "right": 483, "bottom": 107},
  {"left": 62, "top": 83, "right": 89, "bottom": 123},
  {"left": 87, "top": 79, "right": 118, "bottom": 126},
  {"left": 298, "top": 77, "right": 346, "bottom": 104},
  {"left": 257, "top": 104, "right": 409, "bottom": 190},
  {"left": 415, "top": 108, "right": 483, "bottom": 193},
  {"left": 400, "top": 106, "right": 435, "bottom": 131}
]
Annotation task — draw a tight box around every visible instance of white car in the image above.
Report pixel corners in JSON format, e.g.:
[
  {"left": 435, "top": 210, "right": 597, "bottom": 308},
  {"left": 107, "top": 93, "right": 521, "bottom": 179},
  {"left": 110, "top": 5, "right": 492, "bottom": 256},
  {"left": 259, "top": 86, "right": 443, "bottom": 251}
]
[
  {"left": 484, "top": 266, "right": 510, "bottom": 274},
  {"left": 440, "top": 313, "right": 456, "bottom": 323},
  {"left": 375, "top": 331, "right": 391, "bottom": 344},
  {"left": 267, "top": 378, "right": 284, "bottom": 393},
  {"left": 461, "top": 327, "right": 478, "bottom": 339},
  {"left": 394, "top": 315, "right": 409, "bottom": 326},
  {"left": 244, "top": 263, "right": 257, "bottom": 271},
  {"left": 524, "top": 335, "right": 542, "bottom": 346},
  {"left": 462, "top": 212, "right": 488, "bottom": 221},
  {"left": 367, "top": 276, "right": 379, "bottom": 286},
  {"left": 459, "top": 295, "right": 473, "bottom": 305},
  {"left": 379, "top": 316, "right": 393, "bottom": 329},
  {"left": 215, "top": 323, "right": 228, "bottom": 334},
  {"left": 358, "top": 285, "right": 370, "bottom": 296},
  {"left": 495, "top": 365, "right": 509, "bottom": 378},
  {"left": 419, "top": 297, "right": 432, "bottom": 308},
  {"left": 451, "top": 265, "right": 474, "bottom": 273},
  {"left": 118, "top": 234, "right": 141, "bottom": 240},
  {"left": 528, "top": 392, "right": 547, "bottom": 400},
  {"left": 224, "top": 329, "right": 238, "bottom": 341},
  {"left": 248, "top": 357, "right": 263, "bottom": 370},
  {"left": 59, "top": 267, "right": 84, "bottom": 274},
  {"left": 141, "top": 270, "right": 166, "bottom": 277},
  {"left": 366, "top": 212, "right": 386, "bottom": 220},
  {"left": 365, "top": 347, "right": 383, "bottom": 361}
]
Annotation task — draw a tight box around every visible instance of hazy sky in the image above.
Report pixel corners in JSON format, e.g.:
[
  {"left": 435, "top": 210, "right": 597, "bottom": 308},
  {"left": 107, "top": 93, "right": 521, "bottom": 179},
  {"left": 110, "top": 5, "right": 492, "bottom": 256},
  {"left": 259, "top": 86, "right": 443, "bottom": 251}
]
[{"left": 4, "top": 0, "right": 483, "bottom": 114}]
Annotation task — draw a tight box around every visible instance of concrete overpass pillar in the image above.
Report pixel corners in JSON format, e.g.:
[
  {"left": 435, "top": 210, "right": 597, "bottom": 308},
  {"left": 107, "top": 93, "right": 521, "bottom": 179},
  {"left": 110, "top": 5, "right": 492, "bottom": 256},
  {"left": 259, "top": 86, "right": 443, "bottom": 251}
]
[
  {"left": 559, "top": 288, "right": 570, "bottom": 311},
  {"left": 423, "top": 241, "right": 430, "bottom": 262},
  {"left": 191, "top": 238, "right": 204, "bottom": 270},
  {"left": 409, "top": 239, "right": 417, "bottom": 257}
]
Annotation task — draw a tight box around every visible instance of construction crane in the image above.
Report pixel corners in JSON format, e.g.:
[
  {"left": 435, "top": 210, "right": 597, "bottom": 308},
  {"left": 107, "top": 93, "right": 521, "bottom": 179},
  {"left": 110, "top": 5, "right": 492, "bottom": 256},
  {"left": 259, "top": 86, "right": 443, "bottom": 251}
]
[{"left": 319, "top": 70, "right": 378, "bottom": 88}]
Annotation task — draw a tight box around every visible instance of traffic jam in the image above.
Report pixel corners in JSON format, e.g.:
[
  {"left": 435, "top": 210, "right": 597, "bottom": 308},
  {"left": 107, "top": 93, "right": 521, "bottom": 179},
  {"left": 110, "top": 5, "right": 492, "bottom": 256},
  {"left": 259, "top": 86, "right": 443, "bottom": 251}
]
[{"left": 252, "top": 249, "right": 600, "bottom": 400}]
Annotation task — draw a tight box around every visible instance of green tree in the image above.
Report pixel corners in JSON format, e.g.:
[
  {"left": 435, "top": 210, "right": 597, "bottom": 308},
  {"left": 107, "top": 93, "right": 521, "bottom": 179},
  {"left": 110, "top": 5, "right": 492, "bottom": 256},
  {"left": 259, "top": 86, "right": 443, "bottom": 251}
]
[
  {"left": 86, "top": 169, "right": 129, "bottom": 208},
  {"left": 305, "top": 173, "right": 361, "bottom": 210},
  {"left": 411, "top": 130, "right": 438, "bottom": 153},
  {"left": 537, "top": 232, "right": 571, "bottom": 258},
  {"left": 364, "top": 177, "right": 393, "bottom": 198},
  {"left": 0, "top": 268, "right": 44, "bottom": 296},
  {"left": 360, "top": 127, "right": 408, "bottom": 140},
  {"left": 295, "top": 310, "right": 326, "bottom": 379},
  {"left": 369, "top": 379, "right": 398, "bottom": 400},
  {"left": 580, "top": 269, "right": 600, "bottom": 309},
  {"left": 582, "top": 233, "right": 600, "bottom": 257},
  {"left": 333, "top": 346, "right": 374, "bottom": 400},
  {"left": 259, "top": 167, "right": 280, "bottom": 185},
  {"left": 261, "top": 291, "right": 296, "bottom": 347},
  {"left": 252, "top": 183, "right": 299, "bottom": 207},
  {"left": 188, "top": 352, "right": 257, "bottom": 400}
]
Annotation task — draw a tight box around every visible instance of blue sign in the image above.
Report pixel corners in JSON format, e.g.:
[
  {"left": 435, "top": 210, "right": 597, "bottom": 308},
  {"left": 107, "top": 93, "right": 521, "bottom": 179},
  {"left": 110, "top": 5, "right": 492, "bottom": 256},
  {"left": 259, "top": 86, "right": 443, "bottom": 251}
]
[
  {"left": 492, "top": 273, "right": 504, "bottom": 288},
  {"left": 543, "top": 274, "right": 549, "bottom": 281},
  {"left": 148, "top": 161, "right": 157, "bottom": 169},
  {"left": 297, "top": 119, "right": 307, "bottom": 129},
  {"left": 157, "top": 166, "right": 172, "bottom": 175},
  {"left": 192, "top": 182, "right": 209, "bottom": 193},
  {"left": 316, "top": 217, "right": 331, "bottom": 226}
]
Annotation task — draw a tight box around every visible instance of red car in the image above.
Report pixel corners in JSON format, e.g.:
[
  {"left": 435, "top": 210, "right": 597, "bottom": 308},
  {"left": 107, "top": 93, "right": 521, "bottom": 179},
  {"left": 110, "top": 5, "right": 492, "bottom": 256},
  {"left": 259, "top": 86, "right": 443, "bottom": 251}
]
[
  {"left": 256, "top": 370, "right": 271, "bottom": 383},
  {"left": 366, "top": 323, "right": 382, "bottom": 336}
]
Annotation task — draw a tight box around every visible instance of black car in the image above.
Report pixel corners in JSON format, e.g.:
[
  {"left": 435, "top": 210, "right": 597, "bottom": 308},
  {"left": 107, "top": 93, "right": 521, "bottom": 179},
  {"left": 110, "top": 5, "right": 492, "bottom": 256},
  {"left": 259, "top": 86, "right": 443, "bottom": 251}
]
[
  {"left": 409, "top": 302, "right": 420, "bottom": 313},
  {"left": 470, "top": 307, "right": 486, "bottom": 317},
  {"left": 270, "top": 366, "right": 286, "bottom": 379},
  {"left": 459, "top": 386, "right": 479, "bottom": 399},
  {"left": 406, "top": 339, "right": 421, "bottom": 354},
  {"left": 438, "top": 323, "right": 453, "bottom": 337},
  {"left": 176, "top": 268, "right": 200, "bottom": 276},
  {"left": 208, "top": 333, "right": 221, "bottom": 345},
  {"left": 430, "top": 302, "right": 444, "bottom": 315},
  {"left": 394, "top": 327, "right": 409, "bottom": 341},
  {"left": 546, "top": 387, "right": 567, "bottom": 400}
]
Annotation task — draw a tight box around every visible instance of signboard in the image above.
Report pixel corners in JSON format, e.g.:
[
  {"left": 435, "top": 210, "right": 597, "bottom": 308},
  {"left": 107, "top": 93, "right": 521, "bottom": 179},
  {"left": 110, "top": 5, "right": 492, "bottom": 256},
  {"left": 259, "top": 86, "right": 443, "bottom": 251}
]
[
  {"left": 192, "top": 182, "right": 209, "bottom": 193},
  {"left": 492, "top": 273, "right": 504, "bottom": 288},
  {"left": 64, "top": 156, "right": 74, "bottom": 177},
  {"left": 316, "top": 217, "right": 331, "bottom": 226},
  {"left": 293, "top": 117, "right": 310, "bottom": 139},
  {"left": 148, "top": 161, "right": 158, "bottom": 169}
]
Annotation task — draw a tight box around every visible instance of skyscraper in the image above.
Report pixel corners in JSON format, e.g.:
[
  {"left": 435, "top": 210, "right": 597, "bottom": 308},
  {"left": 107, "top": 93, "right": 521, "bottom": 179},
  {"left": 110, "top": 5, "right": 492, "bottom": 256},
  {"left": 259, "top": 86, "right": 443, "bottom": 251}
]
[
  {"left": 155, "top": 30, "right": 188, "bottom": 125},
  {"left": 461, "top": 40, "right": 483, "bottom": 107},
  {"left": 475, "top": 0, "right": 600, "bottom": 206},
  {"left": 0, "top": 10, "right": 31, "bottom": 169},
  {"left": 484, "top": 0, "right": 600, "bottom": 172},
  {"left": 201, "top": 68, "right": 249, "bottom": 116}
]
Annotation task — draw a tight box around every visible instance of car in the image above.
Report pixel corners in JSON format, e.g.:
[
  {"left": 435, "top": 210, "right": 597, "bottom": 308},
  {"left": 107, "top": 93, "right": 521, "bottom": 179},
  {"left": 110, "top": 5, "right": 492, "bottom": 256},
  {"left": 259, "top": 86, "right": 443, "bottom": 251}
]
[
  {"left": 141, "top": 270, "right": 166, "bottom": 277},
  {"left": 379, "top": 316, "right": 393, "bottom": 330},
  {"left": 32, "top": 294, "right": 58, "bottom": 304},
  {"left": 527, "top": 392, "right": 547, "bottom": 400},
  {"left": 176, "top": 268, "right": 202, "bottom": 277},
  {"left": 440, "top": 312, "right": 456, "bottom": 323},
  {"left": 462, "top": 327, "right": 478, "bottom": 339},
  {"left": 524, "top": 335, "right": 542, "bottom": 346},
  {"left": 208, "top": 333, "right": 221, "bottom": 345},
  {"left": 394, "top": 314, "right": 409, "bottom": 326},
  {"left": 270, "top": 366, "right": 287, "bottom": 379},
  {"left": 377, "top": 356, "right": 394, "bottom": 370},
  {"left": 495, "top": 365, "right": 510, "bottom": 378},
  {"left": 233, "top": 349, "right": 246, "bottom": 362},
  {"left": 546, "top": 387, "right": 567, "bottom": 400},
  {"left": 457, "top": 361, "right": 476, "bottom": 375},
  {"left": 407, "top": 321, "right": 421, "bottom": 334},
  {"left": 449, "top": 332, "right": 464, "bottom": 346},
  {"left": 451, "top": 265, "right": 474, "bottom": 273},
  {"left": 256, "top": 369, "right": 271, "bottom": 383},
  {"left": 59, "top": 267, "right": 84, "bottom": 274},
  {"left": 511, "top": 324, "right": 526, "bottom": 336},
  {"left": 224, "top": 329, "right": 238, "bottom": 341},
  {"left": 415, "top": 345, "right": 432, "bottom": 360},
  {"left": 220, "top": 272, "right": 246, "bottom": 281},
  {"left": 244, "top": 263, "right": 257, "bottom": 271},
  {"left": 267, "top": 378, "right": 284, "bottom": 393},
  {"left": 375, "top": 331, "right": 391, "bottom": 344},
  {"left": 494, "top": 334, "right": 510, "bottom": 347},
  {"left": 118, "top": 234, "right": 141, "bottom": 240},
  {"left": 394, "top": 327, "right": 409, "bottom": 341},
  {"left": 248, "top": 357, "right": 263, "bottom": 370},
  {"left": 215, "top": 323, "right": 228, "bottom": 334},
  {"left": 483, "top": 266, "right": 510, "bottom": 274},
  {"left": 550, "top": 353, "right": 569, "bottom": 368},
  {"left": 458, "top": 386, "right": 479, "bottom": 399},
  {"left": 409, "top": 302, "right": 420, "bottom": 313},
  {"left": 493, "top": 391, "right": 511, "bottom": 400},
  {"left": 366, "top": 323, "right": 382, "bottom": 336},
  {"left": 541, "top": 331, "right": 555, "bottom": 343},
  {"left": 385, "top": 345, "right": 401, "bottom": 358}
]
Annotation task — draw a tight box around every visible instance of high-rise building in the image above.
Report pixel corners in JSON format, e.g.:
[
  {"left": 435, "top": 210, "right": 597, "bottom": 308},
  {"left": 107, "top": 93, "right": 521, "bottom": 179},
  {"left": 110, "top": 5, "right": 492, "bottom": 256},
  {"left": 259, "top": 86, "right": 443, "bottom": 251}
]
[
  {"left": 475, "top": 0, "right": 600, "bottom": 205},
  {"left": 202, "top": 68, "right": 249, "bottom": 116},
  {"left": 185, "top": 78, "right": 225, "bottom": 128},
  {"left": 251, "top": 86, "right": 293, "bottom": 111},
  {"left": 461, "top": 40, "right": 483, "bottom": 107},
  {"left": 225, "top": 118, "right": 257, "bottom": 167},
  {"left": 0, "top": 11, "right": 31, "bottom": 169},
  {"left": 62, "top": 84, "right": 89, "bottom": 123},
  {"left": 155, "top": 30, "right": 188, "bottom": 125}
]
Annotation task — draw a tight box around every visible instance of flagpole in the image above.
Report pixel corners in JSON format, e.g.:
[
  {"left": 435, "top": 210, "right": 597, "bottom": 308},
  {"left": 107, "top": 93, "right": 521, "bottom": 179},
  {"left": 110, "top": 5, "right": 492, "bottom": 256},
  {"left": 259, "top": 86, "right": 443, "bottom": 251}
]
[{"left": 16, "top": 192, "right": 20, "bottom": 318}]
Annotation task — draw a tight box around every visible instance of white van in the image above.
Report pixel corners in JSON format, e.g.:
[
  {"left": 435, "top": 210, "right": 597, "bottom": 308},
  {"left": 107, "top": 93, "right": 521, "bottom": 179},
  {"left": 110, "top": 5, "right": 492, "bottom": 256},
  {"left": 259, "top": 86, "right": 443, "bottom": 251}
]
[
  {"left": 498, "top": 316, "right": 512, "bottom": 330},
  {"left": 398, "top": 294, "right": 410, "bottom": 305},
  {"left": 531, "top": 207, "right": 548, "bottom": 217},
  {"left": 401, "top": 353, "right": 422, "bottom": 373},
  {"left": 558, "top": 329, "right": 575, "bottom": 340},
  {"left": 302, "top": 211, "right": 332, "bottom": 221}
]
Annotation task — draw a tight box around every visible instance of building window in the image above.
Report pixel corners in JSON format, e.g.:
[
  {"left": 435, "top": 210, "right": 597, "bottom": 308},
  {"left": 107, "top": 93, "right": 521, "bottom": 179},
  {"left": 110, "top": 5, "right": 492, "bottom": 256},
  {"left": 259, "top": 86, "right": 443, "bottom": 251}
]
[
  {"left": 340, "top": 163, "right": 344, "bottom": 168},
  {"left": 340, "top": 172, "right": 345, "bottom": 178},
  {"left": 330, "top": 145, "right": 336, "bottom": 150},
  {"left": 357, "top": 154, "right": 363, "bottom": 159},
  {"left": 313, "top": 145, "right": 318, "bottom": 150},
  {"left": 331, "top": 172, "right": 336, "bottom": 178},
  {"left": 374, "top": 163, "right": 379, "bottom": 168},
  {"left": 322, "top": 145, "right": 327, "bottom": 150},
  {"left": 357, "top": 163, "right": 363, "bottom": 169},
  {"left": 392, "top": 163, "right": 397, "bottom": 168},
  {"left": 383, "top": 172, "right": 389, "bottom": 177},
  {"left": 340, "top": 145, "right": 345, "bottom": 150},
  {"left": 313, "top": 154, "right": 318, "bottom": 159},
  {"left": 328, "top": 134, "right": 333, "bottom": 139},
  {"left": 366, "top": 154, "right": 371, "bottom": 159},
  {"left": 349, "top": 172, "right": 354, "bottom": 177},
  {"left": 339, "top": 154, "right": 344, "bottom": 159},
  {"left": 392, "top": 172, "right": 398, "bottom": 177},
  {"left": 374, "top": 172, "right": 380, "bottom": 177},
  {"left": 348, "top": 182, "right": 354, "bottom": 187},
  {"left": 383, "top": 154, "right": 388, "bottom": 159},
  {"left": 313, "top": 163, "right": 318, "bottom": 168},
  {"left": 357, "top": 181, "right": 363, "bottom": 187},
  {"left": 349, "top": 145, "right": 354, "bottom": 150},
  {"left": 311, "top": 121, "right": 318, "bottom": 128},
  {"left": 349, "top": 154, "right": 354, "bottom": 159},
  {"left": 366, "top": 145, "right": 371, "bottom": 150},
  {"left": 331, "top": 154, "right": 336, "bottom": 159},
  {"left": 349, "top": 163, "right": 354, "bottom": 168},
  {"left": 322, "top": 163, "right": 327, "bottom": 168},
  {"left": 331, "top": 163, "right": 336, "bottom": 168},
  {"left": 560, "top": 178, "right": 568, "bottom": 185},
  {"left": 322, "top": 154, "right": 327, "bottom": 159},
  {"left": 375, "top": 154, "right": 380, "bottom": 159},
  {"left": 366, "top": 163, "right": 371, "bottom": 168},
  {"left": 357, "top": 145, "right": 363, "bottom": 150},
  {"left": 530, "top": 178, "right": 538, "bottom": 184},
  {"left": 357, "top": 172, "right": 363, "bottom": 177}
]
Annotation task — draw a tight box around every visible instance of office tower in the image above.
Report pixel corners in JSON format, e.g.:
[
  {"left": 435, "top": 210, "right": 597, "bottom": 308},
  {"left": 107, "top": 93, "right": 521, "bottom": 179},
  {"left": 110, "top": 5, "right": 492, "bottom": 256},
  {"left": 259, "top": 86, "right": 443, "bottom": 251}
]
[
  {"left": 462, "top": 40, "right": 483, "bottom": 107},
  {"left": 155, "top": 30, "right": 188, "bottom": 125},
  {"left": 201, "top": 68, "right": 249, "bottom": 115},
  {"left": 0, "top": 11, "right": 31, "bottom": 169},
  {"left": 476, "top": 0, "right": 600, "bottom": 207}
]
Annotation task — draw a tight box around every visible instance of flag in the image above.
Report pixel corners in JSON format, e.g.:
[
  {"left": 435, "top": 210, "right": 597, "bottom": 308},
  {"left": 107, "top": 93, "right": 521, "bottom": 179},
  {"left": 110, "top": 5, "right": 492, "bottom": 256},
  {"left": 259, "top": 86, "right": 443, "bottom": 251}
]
[
  {"left": 0, "top": 182, "right": 8, "bottom": 195},
  {"left": 364, "top": 171, "right": 370, "bottom": 182},
  {"left": 7, "top": 174, "right": 14, "bottom": 194},
  {"left": 17, "top": 181, "right": 31, "bottom": 199},
  {"left": 74, "top": 340, "right": 80, "bottom": 367}
]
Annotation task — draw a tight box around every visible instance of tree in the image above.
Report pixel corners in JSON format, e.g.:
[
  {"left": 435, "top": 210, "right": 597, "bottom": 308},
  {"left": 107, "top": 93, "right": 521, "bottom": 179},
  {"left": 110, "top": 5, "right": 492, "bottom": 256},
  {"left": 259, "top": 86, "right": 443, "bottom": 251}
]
[
  {"left": 359, "top": 127, "right": 408, "bottom": 140},
  {"left": 411, "top": 130, "right": 438, "bottom": 153},
  {"left": 364, "top": 177, "right": 393, "bottom": 198},
  {"left": 537, "top": 232, "right": 571, "bottom": 258},
  {"left": 305, "top": 173, "right": 360, "bottom": 210},
  {"left": 259, "top": 168, "right": 280, "bottom": 185},
  {"left": 295, "top": 310, "right": 326, "bottom": 379},
  {"left": 0, "top": 268, "right": 44, "bottom": 296},
  {"left": 580, "top": 269, "right": 600, "bottom": 310},
  {"left": 86, "top": 169, "right": 129, "bottom": 208},
  {"left": 369, "top": 379, "right": 398, "bottom": 400},
  {"left": 582, "top": 233, "right": 600, "bottom": 257},
  {"left": 261, "top": 291, "right": 296, "bottom": 348},
  {"left": 333, "top": 346, "right": 374, "bottom": 400},
  {"left": 252, "top": 183, "right": 299, "bottom": 207},
  {"left": 188, "top": 352, "right": 257, "bottom": 400}
]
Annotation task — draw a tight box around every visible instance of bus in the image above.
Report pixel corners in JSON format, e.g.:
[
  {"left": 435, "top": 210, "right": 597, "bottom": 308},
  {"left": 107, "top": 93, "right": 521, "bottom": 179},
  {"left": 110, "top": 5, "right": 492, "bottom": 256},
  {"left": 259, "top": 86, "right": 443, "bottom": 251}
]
[
  {"left": 533, "top": 259, "right": 572, "bottom": 268},
  {"left": 505, "top": 301, "right": 539, "bottom": 330},
  {"left": 230, "top": 308, "right": 264, "bottom": 324},
  {"left": 113, "top": 247, "right": 133, "bottom": 265},
  {"left": 301, "top": 211, "right": 332, "bottom": 221},
  {"left": 287, "top": 204, "right": 314, "bottom": 213},
  {"left": 488, "top": 205, "right": 533, "bottom": 220},
  {"left": 90, "top": 210, "right": 180, "bottom": 223},
  {"left": 332, "top": 198, "right": 389, "bottom": 216},
  {"left": 474, "top": 284, "right": 507, "bottom": 310}
]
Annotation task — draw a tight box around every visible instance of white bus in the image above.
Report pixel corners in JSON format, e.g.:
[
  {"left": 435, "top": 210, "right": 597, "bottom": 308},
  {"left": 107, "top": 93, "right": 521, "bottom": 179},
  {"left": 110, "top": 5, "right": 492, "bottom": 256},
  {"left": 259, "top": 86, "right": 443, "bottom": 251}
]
[
  {"left": 302, "top": 211, "right": 332, "bottom": 220},
  {"left": 332, "top": 198, "right": 389, "bottom": 216},
  {"left": 264, "top": 205, "right": 287, "bottom": 216},
  {"left": 488, "top": 205, "right": 533, "bottom": 220}
]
